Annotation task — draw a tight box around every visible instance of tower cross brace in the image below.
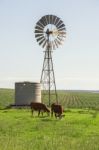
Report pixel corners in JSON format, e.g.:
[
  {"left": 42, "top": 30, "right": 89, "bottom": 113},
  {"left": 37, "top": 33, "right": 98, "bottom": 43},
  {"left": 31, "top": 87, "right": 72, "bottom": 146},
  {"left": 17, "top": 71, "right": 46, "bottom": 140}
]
[{"left": 40, "top": 39, "right": 58, "bottom": 106}]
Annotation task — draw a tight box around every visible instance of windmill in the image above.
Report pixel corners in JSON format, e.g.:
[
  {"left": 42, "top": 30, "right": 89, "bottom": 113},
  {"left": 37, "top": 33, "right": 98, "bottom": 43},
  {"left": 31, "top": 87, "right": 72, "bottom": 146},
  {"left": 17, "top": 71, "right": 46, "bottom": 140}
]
[{"left": 35, "top": 15, "right": 66, "bottom": 106}]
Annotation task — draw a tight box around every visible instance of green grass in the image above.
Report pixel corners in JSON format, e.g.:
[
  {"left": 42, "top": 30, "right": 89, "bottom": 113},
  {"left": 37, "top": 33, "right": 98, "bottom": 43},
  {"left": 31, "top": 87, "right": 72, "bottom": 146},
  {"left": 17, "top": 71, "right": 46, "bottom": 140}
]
[
  {"left": 0, "top": 109, "right": 99, "bottom": 150},
  {"left": 0, "top": 88, "right": 14, "bottom": 109}
]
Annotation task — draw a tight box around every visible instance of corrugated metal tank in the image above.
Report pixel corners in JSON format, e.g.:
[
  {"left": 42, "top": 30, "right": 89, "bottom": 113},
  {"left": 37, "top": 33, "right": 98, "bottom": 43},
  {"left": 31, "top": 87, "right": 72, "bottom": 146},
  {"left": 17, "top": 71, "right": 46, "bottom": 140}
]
[{"left": 15, "top": 82, "right": 41, "bottom": 105}]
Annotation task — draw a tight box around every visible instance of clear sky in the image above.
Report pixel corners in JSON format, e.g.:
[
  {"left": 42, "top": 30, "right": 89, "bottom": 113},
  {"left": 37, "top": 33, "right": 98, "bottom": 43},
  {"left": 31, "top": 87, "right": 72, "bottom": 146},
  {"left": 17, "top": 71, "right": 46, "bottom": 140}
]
[{"left": 0, "top": 0, "right": 99, "bottom": 90}]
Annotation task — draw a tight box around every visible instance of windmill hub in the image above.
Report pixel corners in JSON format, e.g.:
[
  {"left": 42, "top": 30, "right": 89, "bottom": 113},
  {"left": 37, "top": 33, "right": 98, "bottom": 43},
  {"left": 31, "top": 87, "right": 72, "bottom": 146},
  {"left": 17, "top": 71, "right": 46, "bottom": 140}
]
[{"left": 46, "top": 29, "right": 53, "bottom": 35}]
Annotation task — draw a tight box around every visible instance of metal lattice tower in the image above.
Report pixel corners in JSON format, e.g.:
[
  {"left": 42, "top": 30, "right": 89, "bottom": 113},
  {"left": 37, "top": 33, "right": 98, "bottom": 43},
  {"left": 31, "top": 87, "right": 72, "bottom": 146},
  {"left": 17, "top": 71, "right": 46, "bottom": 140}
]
[
  {"left": 34, "top": 15, "right": 66, "bottom": 106},
  {"left": 40, "top": 32, "right": 58, "bottom": 106}
]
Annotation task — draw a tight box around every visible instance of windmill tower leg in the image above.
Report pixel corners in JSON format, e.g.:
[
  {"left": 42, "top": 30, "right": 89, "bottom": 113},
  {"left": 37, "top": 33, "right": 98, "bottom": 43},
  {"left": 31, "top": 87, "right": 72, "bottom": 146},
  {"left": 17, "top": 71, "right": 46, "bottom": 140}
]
[{"left": 40, "top": 48, "right": 58, "bottom": 106}]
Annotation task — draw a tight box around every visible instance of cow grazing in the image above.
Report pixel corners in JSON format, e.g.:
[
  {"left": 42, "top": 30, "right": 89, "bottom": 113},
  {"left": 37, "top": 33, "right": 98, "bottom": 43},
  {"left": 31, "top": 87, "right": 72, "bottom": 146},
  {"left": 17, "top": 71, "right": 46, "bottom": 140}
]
[
  {"left": 30, "top": 102, "right": 50, "bottom": 117},
  {"left": 51, "top": 103, "right": 63, "bottom": 118}
]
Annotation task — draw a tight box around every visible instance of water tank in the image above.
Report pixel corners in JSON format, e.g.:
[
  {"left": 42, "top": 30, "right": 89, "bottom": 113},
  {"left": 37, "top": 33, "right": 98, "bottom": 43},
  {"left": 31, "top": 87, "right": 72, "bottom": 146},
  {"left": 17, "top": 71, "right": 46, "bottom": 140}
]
[{"left": 15, "top": 82, "right": 41, "bottom": 105}]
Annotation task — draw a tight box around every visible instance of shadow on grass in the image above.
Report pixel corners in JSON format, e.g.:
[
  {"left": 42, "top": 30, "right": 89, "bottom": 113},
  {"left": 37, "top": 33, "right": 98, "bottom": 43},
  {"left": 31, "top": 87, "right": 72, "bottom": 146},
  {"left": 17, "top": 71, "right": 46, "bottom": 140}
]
[
  {"left": 40, "top": 118, "right": 53, "bottom": 122},
  {"left": 30, "top": 115, "right": 51, "bottom": 119}
]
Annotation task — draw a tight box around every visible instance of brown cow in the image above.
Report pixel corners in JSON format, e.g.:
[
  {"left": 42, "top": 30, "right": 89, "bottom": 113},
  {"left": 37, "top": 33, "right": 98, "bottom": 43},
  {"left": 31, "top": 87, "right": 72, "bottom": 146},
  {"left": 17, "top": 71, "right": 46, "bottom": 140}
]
[
  {"left": 51, "top": 103, "right": 63, "bottom": 118},
  {"left": 30, "top": 102, "right": 50, "bottom": 116}
]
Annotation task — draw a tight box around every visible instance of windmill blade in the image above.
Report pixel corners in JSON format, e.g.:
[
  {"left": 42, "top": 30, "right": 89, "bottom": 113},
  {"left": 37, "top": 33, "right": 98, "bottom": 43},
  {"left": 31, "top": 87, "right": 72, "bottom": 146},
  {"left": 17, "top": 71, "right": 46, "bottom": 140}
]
[
  {"left": 58, "top": 32, "right": 66, "bottom": 37},
  {"left": 58, "top": 27, "right": 66, "bottom": 31},
  {"left": 45, "top": 15, "right": 50, "bottom": 24},
  {"left": 35, "top": 25, "right": 43, "bottom": 31},
  {"left": 55, "top": 38, "right": 62, "bottom": 45},
  {"left": 54, "top": 39, "right": 58, "bottom": 48},
  {"left": 45, "top": 15, "right": 49, "bottom": 25},
  {"left": 41, "top": 16, "right": 48, "bottom": 26},
  {"left": 37, "top": 36, "right": 45, "bottom": 42},
  {"left": 50, "top": 15, "right": 53, "bottom": 24},
  {"left": 38, "top": 38, "right": 45, "bottom": 46},
  {"left": 40, "top": 17, "right": 46, "bottom": 26},
  {"left": 42, "top": 40, "right": 47, "bottom": 48},
  {"left": 57, "top": 36, "right": 63, "bottom": 42},
  {"left": 58, "top": 34, "right": 66, "bottom": 38},
  {"left": 58, "top": 23, "right": 65, "bottom": 29},
  {"left": 35, "top": 30, "right": 43, "bottom": 34},
  {"left": 36, "top": 21, "right": 44, "bottom": 28},
  {"left": 53, "top": 15, "right": 57, "bottom": 24},
  {"left": 48, "top": 15, "right": 51, "bottom": 24},
  {"left": 58, "top": 31, "right": 66, "bottom": 34},
  {"left": 39, "top": 19, "right": 46, "bottom": 28},
  {"left": 55, "top": 19, "right": 61, "bottom": 27},
  {"left": 54, "top": 17, "right": 60, "bottom": 26},
  {"left": 56, "top": 20, "right": 63, "bottom": 28},
  {"left": 35, "top": 33, "right": 44, "bottom": 38},
  {"left": 49, "top": 15, "right": 54, "bottom": 24}
]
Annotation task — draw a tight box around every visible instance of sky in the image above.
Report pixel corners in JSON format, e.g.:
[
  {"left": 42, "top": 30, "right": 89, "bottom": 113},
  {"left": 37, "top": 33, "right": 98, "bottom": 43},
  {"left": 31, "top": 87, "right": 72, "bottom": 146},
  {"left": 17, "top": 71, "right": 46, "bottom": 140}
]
[{"left": 0, "top": 0, "right": 99, "bottom": 90}]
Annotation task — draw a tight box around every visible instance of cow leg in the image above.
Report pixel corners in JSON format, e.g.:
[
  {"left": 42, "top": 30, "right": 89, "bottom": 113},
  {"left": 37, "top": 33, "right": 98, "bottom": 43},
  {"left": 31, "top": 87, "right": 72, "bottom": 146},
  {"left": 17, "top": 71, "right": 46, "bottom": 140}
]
[
  {"left": 47, "top": 111, "right": 50, "bottom": 116},
  {"left": 59, "top": 114, "right": 62, "bottom": 119},
  {"left": 55, "top": 113, "right": 60, "bottom": 119},
  {"left": 41, "top": 111, "right": 43, "bottom": 116},
  {"left": 55, "top": 113, "right": 57, "bottom": 118},
  {"left": 51, "top": 110, "right": 53, "bottom": 117},
  {"left": 31, "top": 109, "right": 34, "bottom": 116},
  {"left": 38, "top": 110, "right": 40, "bottom": 117}
]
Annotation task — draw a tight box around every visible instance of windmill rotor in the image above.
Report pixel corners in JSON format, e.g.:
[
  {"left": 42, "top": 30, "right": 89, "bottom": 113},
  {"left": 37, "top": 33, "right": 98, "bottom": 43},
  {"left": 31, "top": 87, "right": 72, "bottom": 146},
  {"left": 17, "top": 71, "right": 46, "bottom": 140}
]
[{"left": 35, "top": 15, "right": 66, "bottom": 50}]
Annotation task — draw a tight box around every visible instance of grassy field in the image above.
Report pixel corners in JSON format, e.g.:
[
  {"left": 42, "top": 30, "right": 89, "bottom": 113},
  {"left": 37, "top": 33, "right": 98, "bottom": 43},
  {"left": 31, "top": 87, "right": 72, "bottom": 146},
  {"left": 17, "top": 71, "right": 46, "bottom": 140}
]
[
  {"left": 0, "top": 109, "right": 99, "bottom": 150},
  {"left": 0, "top": 88, "right": 99, "bottom": 109},
  {"left": 58, "top": 90, "right": 99, "bottom": 109},
  {"left": 0, "top": 89, "right": 99, "bottom": 150},
  {"left": 0, "top": 88, "right": 14, "bottom": 109}
]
